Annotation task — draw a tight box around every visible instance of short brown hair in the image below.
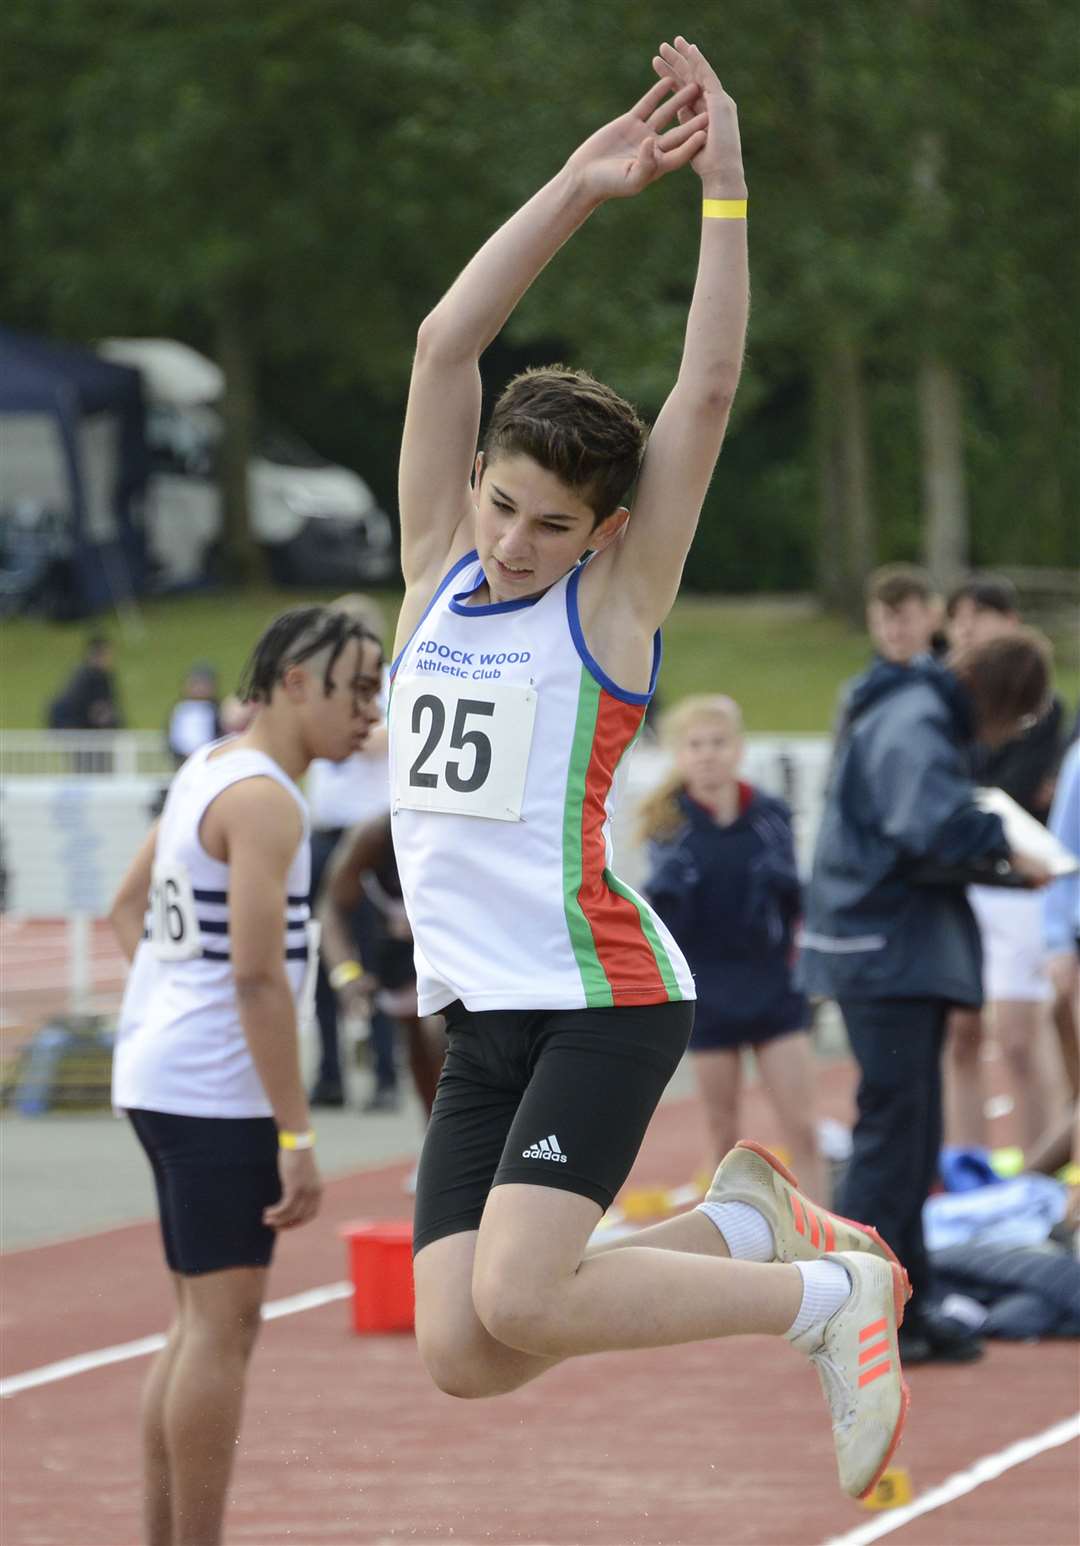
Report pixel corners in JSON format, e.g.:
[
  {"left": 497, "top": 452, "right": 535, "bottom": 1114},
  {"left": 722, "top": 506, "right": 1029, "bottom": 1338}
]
[
  {"left": 948, "top": 628, "right": 1052, "bottom": 740},
  {"left": 945, "top": 573, "right": 1019, "bottom": 619},
  {"left": 866, "top": 563, "right": 934, "bottom": 609},
  {"left": 483, "top": 366, "right": 647, "bottom": 524}
]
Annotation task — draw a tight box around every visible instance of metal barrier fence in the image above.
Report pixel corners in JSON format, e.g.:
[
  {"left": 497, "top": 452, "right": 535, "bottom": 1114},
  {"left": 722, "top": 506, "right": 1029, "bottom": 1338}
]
[{"left": 0, "top": 730, "right": 174, "bottom": 780}]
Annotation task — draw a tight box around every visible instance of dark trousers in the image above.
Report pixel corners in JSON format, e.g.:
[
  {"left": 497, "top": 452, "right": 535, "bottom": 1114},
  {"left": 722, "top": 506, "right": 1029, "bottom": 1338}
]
[
  {"left": 836, "top": 996, "right": 948, "bottom": 1310},
  {"left": 310, "top": 829, "right": 397, "bottom": 1094}
]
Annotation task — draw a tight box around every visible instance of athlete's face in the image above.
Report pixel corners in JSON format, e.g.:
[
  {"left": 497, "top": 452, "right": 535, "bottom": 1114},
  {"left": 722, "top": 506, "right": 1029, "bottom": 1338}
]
[
  {"left": 946, "top": 598, "right": 1019, "bottom": 651},
  {"left": 473, "top": 453, "right": 627, "bottom": 604},
  {"left": 867, "top": 597, "right": 937, "bottom": 665},
  {"left": 676, "top": 714, "right": 743, "bottom": 806},
  {"left": 300, "top": 637, "right": 383, "bottom": 762}
]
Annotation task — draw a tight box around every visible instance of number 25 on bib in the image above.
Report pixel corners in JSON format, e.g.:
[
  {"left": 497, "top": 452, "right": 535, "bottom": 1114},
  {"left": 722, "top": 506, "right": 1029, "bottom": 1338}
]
[{"left": 392, "top": 677, "right": 537, "bottom": 822}]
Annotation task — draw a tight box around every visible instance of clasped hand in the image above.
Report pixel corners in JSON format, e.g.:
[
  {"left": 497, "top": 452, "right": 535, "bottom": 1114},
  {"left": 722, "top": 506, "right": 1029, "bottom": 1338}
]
[{"left": 566, "top": 36, "right": 743, "bottom": 202}]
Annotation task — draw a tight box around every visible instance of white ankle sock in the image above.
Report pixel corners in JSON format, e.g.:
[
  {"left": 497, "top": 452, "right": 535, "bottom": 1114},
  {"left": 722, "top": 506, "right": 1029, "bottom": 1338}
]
[
  {"left": 784, "top": 1259, "right": 852, "bottom": 1340},
  {"left": 697, "top": 1199, "right": 774, "bottom": 1263}
]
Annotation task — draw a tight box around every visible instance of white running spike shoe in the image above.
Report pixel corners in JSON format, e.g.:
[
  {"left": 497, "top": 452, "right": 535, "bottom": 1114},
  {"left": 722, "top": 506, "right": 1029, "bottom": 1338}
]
[
  {"left": 789, "top": 1250, "right": 910, "bottom": 1500},
  {"left": 707, "top": 1140, "right": 911, "bottom": 1298}
]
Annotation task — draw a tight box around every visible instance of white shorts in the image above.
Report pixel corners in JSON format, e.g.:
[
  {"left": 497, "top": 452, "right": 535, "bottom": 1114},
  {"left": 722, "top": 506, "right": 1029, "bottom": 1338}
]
[{"left": 968, "top": 886, "right": 1052, "bottom": 1003}]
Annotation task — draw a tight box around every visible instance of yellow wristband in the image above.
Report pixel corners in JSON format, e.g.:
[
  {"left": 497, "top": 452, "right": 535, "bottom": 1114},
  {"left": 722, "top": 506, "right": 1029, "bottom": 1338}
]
[
  {"left": 328, "top": 959, "right": 363, "bottom": 990},
  {"left": 702, "top": 198, "right": 748, "bottom": 220},
  {"left": 278, "top": 1129, "right": 315, "bottom": 1151},
  {"left": 1059, "top": 1162, "right": 1080, "bottom": 1186}
]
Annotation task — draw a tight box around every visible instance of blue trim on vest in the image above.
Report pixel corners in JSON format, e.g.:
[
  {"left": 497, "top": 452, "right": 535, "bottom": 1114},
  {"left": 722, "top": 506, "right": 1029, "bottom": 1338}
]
[
  {"left": 200, "top": 946, "right": 309, "bottom": 963},
  {"left": 565, "top": 564, "right": 661, "bottom": 706},
  {"left": 192, "top": 887, "right": 306, "bottom": 907},
  {"left": 390, "top": 549, "right": 479, "bottom": 678},
  {"left": 448, "top": 561, "right": 543, "bottom": 617}
]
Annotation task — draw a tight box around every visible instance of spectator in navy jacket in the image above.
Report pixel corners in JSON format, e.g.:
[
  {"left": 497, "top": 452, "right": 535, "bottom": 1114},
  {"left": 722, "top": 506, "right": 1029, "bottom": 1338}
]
[
  {"left": 799, "top": 633, "right": 1053, "bottom": 1363},
  {"left": 641, "top": 695, "right": 825, "bottom": 1202},
  {"left": 944, "top": 575, "right": 1071, "bottom": 1154}
]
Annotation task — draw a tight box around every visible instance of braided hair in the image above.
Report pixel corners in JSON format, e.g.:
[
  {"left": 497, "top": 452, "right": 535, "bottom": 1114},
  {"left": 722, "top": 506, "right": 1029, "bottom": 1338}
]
[{"left": 238, "top": 606, "right": 382, "bottom": 705}]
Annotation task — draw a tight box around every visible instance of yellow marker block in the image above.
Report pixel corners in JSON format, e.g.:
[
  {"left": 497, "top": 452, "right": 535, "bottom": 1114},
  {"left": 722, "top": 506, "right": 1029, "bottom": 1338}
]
[
  {"left": 861, "top": 1468, "right": 912, "bottom": 1511},
  {"left": 621, "top": 1187, "right": 673, "bottom": 1221}
]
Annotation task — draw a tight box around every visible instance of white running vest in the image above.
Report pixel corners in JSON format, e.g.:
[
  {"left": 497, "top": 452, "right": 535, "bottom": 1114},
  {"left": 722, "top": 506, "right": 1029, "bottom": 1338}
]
[
  {"left": 111, "top": 741, "right": 313, "bottom": 1119},
  {"left": 389, "top": 551, "right": 694, "bottom": 1015}
]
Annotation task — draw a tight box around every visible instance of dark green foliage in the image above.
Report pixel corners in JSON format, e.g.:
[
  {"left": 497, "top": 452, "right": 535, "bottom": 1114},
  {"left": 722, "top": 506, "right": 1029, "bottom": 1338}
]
[{"left": 1, "top": 0, "right": 1075, "bottom": 592}]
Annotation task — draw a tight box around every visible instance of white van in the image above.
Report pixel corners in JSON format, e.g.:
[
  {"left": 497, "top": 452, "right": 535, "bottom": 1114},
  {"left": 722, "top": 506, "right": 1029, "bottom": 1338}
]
[{"left": 98, "top": 338, "right": 394, "bottom": 589}]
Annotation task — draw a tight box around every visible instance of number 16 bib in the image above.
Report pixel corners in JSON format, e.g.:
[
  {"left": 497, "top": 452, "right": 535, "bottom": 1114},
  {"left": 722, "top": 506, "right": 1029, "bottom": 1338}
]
[{"left": 391, "top": 676, "right": 537, "bottom": 822}]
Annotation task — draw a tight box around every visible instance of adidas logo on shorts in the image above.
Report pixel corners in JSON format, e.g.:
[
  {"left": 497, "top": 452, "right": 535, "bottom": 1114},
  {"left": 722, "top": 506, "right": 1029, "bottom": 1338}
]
[{"left": 522, "top": 1134, "right": 567, "bottom": 1163}]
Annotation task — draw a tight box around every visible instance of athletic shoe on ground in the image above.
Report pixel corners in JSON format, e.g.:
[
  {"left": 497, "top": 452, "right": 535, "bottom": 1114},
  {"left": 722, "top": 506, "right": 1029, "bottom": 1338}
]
[
  {"left": 708, "top": 1139, "right": 910, "bottom": 1295},
  {"left": 898, "top": 1305, "right": 984, "bottom": 1364},
  {"left": 309, "top": 1079, "right": 346, "bottom": 1108},
  {"left": 789, "top": 1250, "right": 910, "bottom": 1500}
]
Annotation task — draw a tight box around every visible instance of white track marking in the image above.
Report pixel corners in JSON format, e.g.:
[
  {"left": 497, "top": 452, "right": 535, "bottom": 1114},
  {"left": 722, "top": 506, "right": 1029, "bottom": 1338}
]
[
  {"left": 0, "top": 1280, "right": 352, "bottom": 1398},
  {"left": 821, "top": 1412, "right": 1080, "bottom": 1546}
]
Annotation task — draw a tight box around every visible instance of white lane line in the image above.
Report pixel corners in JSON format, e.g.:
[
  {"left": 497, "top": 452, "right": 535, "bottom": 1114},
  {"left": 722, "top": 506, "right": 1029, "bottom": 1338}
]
[
  {"left": 0, "top": 1280, "right": 352, "bottom": 1399},
  {"left": 822, "top": 1412, "right": 1080, "bottom": 1546}
]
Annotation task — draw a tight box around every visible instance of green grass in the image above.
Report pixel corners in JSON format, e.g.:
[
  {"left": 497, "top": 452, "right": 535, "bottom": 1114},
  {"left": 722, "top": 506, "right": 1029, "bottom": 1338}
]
[{"left": 2, "top": 587, "right": 1076, "bottom": 733}]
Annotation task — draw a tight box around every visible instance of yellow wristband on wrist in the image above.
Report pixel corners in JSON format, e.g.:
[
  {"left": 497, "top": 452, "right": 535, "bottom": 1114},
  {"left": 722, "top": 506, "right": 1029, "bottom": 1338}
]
[
  {"left": 1059, "top": 1162, "right": 1080, "bottom": 1186},
  {"left": 328, "top": 959, "right": 363, "bottom": 990},
  {"left": 702, "top": 198, "right": 748, "bottom": 220},
  {"left": 278, "top": 1129, "right": 316, "bottom": 1151}
]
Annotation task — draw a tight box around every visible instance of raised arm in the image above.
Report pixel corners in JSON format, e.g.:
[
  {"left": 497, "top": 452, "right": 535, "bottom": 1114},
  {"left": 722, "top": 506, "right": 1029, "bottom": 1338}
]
[
  {"left": 607, "top": 39, "right": 749, "bottom": 628},
  {"left": 397, "top": 76, "right": 707, "bottom": 593}
]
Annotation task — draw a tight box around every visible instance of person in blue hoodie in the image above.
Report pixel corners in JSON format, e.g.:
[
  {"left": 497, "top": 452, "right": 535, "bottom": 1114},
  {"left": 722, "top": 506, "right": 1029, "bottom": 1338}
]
[
  {"left": 641, "top": 695, "right": 826, "bottom": 1202},
  {"left": 798, "top": 630, "right": 1053, "bottom": 1363}
]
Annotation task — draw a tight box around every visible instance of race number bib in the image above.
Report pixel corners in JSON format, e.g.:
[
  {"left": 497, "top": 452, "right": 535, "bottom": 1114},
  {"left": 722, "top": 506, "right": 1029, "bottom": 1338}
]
[
  {"left": 148, "top": 859, "right": 201, "bottom": 961},
  {"left": 391, "top": 676, "right": 537, "bottom": 822}
]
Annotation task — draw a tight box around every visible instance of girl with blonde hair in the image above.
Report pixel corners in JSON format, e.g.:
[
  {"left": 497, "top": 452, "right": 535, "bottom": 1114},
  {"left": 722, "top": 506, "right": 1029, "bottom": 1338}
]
[{"left": 641, "top": 694, "right": 826, "bottom": 1200}]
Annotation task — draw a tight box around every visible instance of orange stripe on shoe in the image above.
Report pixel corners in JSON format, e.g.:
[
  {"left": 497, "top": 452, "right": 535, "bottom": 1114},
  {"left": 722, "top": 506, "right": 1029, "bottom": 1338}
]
[
  {"left": 808, "top": 1210, "right": 821, "bottom": 1248},
  {"left": 822, "top": 1215, "right": 836, "bottom": 1252},
  {"left": 858, "top": 1359, "right": 894, "bottom": 1388},
  {"left": 791, "top": 1195, "right": 807, "bottom": 1236},
  {"left": 859, "top": 1318, "right": 888, "bottom": 1342},
  {"left": 859, "top": 1339, "right": 891, "bottom": 1365}
]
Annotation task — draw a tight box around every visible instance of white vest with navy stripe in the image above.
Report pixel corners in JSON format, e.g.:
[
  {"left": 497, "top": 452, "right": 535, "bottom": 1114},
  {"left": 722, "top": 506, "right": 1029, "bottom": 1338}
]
[
  {"left": 389, "top": 551, "right": 695, "bottom": 1015},
  {"left": 111, "top": 741, "right": 312, "bottom": 1118}
]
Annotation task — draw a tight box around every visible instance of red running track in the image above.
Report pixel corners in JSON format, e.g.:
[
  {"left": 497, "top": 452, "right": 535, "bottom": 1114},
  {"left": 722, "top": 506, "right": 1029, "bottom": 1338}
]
[{"left": 3, "top": 1071, "right": 1078, "bottom": 1545}]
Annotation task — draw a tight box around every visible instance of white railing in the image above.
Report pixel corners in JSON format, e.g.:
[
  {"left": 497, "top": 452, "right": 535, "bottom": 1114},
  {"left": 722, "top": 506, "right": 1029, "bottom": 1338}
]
[{"left": 0, "top": 730, "right": 175, "bottom": 779}]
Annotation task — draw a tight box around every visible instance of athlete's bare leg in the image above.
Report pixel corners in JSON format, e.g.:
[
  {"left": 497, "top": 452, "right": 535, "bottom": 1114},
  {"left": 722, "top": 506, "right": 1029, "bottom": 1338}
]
[
  {"left": 163, "top": 1266, "right": 268, "bottom": 1546},
  {"left": 691, "top": 1047, "right": 741, "bottom": 1168},
  {"left": 416, "top": 1187, "right": 802, "bottom": 1394},
  {"left": 414, "top": 1232, "right": 561, "bottom": 1396},
  {"left": 755, "top": 1032, "right": 827, "bottom": 1204},
  {"left": 945, "top": 1006, "right": 987, "bottom": 1147},
  {"left": 995, "top": 999, "right": 1054, "bottom": 1149},
  {"left": 141, "top": 1278, "right": 184, "bottom": 1546},
  {"left": 1052, "top": 979, "right": 1080, "bottom": 1104},
  {"left": 587, "top": 1204, "right": 731, "bottom": 1257},
  {"left": 472, "top": 1185, "right": 802, "bottom": 1358}
]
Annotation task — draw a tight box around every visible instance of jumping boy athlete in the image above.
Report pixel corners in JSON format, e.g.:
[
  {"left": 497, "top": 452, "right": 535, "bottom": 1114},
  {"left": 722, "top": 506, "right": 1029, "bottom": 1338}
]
[
  {"left": 109, "top": 608, "right": 382, "bottom": 1546},
  {"left": 390, "top": 38, "right": 909, "bottom": 1500}
]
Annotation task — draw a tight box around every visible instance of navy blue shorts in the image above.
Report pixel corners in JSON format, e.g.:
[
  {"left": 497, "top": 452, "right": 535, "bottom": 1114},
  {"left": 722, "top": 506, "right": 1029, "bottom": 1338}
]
[
  {"left": 688, "top": 1003, "right": 807, "bottom": 1053},
  {"left": 128, "top": 1109, "right": 280, "bottom": 1276},
  {"left": 412, "top": 998, "right": 693, "bottom": 1255}
]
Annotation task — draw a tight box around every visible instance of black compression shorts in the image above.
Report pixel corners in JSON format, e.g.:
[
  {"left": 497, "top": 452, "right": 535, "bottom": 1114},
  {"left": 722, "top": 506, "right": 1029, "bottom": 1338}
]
[
  {"left": 128, "top": 1109, "right": 280, "bottom": 1275},
  {"left": 411, "top": 998, "right": 694, "bottom": 1255}
]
